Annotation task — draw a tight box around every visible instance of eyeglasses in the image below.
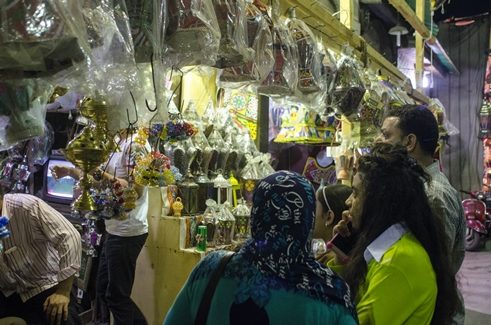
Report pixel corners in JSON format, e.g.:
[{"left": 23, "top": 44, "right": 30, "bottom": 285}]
[{"left": 322, "top": 186, "right": 333, "bottom": 213}]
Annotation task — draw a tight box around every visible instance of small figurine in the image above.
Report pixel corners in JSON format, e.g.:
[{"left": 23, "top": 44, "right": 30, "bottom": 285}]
[{"left": 172, "top": 197, "right": 184, "bottom": 217}]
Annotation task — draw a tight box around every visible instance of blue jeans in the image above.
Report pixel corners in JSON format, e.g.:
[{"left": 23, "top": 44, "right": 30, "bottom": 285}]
[{"left": 97, "top": 233, "right": 148, "bottom": 325}]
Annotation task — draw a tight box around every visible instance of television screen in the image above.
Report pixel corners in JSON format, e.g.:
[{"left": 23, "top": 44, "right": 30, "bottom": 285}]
[{"left": 44, "top": 158, "right": 76, "bottom": 202}]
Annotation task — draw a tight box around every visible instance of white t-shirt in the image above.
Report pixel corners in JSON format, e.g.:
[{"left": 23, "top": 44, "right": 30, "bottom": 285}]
[{"left": 104, "top": 135, "right": 150, "bottom": 237}]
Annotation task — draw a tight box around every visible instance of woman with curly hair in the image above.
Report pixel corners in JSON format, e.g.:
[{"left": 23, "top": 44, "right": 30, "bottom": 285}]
[{"left": 330, "top": 143, "right": 458, "bottom": 325}]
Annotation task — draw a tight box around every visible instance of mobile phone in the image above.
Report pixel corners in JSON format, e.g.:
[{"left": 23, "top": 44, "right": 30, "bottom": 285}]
[{"left": 327, "top": 222, "right": 357, "bottom": 262}]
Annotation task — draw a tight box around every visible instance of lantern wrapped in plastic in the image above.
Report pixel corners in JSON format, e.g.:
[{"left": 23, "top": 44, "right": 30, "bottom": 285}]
[
  {"left": 216, "top": 202, "right": 236, "bottom": 245},
  {"left": 218, "top": 0, "right": 273, "bottom": 86},
  {"left": 286, "top": 8, "right": 324, "bottom": 94},
  {"left": 257, "top": 17, "right": 298, "bottom": 96},
  {"left": 166, "top": 0, "right": 220, "bottom": 67},
  {"left": 0, "top": 79, "right": 51, "bottom": 151},
  {"left": 0, "top": 0, "right": 85, "bottom": 78},
  {"left": 331, "top": 55, "right": 366, "bottom": 118},
  {"left": 212, "top": 0, "right": 252, "bottom": 68}
]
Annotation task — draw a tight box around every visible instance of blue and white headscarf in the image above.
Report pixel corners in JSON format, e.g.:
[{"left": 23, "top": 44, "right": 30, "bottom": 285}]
[{"left": 224, "top": 171, "right": 356, "bottom": 317}]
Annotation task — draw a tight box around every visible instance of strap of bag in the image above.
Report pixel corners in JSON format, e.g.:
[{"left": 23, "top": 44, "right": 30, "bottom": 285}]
[{"left": 194, "top": 252, "right": 234, "bottom": 325}]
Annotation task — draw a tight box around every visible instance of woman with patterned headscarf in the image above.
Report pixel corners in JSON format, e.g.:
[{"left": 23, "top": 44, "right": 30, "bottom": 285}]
[{"left": 164, "top": 171, "right": 357, "bottom": 325}]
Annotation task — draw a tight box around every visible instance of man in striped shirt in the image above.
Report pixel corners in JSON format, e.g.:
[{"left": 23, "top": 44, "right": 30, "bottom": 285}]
[{"left": 0, "top": 194, "right": 81, "bottom": 325}]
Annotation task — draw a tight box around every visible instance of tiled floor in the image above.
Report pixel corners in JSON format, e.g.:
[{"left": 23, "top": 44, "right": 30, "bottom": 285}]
[{"left": 460, "top": 240, "right": 491, "bottom": 324}]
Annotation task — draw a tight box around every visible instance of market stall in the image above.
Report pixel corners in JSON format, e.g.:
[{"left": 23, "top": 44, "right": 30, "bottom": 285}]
[{"left": 0, "top": 0, "right": 473, "bottom": 324}]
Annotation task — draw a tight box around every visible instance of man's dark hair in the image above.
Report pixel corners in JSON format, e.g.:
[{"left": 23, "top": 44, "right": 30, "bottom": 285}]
[
  {"left": 343, "top": 143, "right": 458, "bottom": 325},
  {"left": 383, "top": 104, "right": 439, "bottom": 156}
]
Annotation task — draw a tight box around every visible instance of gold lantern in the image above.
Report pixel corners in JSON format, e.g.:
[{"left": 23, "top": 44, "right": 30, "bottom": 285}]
[{"left": 64, "top": 98, "right": 112, "bottom": 211}]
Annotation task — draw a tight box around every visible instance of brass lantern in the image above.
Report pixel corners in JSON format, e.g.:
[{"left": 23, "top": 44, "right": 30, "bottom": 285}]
[{"left": 64, "top": 98, "right": 111, "bottom": 212}]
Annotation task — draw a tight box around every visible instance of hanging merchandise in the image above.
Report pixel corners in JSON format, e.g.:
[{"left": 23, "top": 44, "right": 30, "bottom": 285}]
[
  {"left": 286, "top": 8, "right": 324, "bottom": 95},
  {"left": 212, "top": 0, "right": 253, "bottom": 68},
  {"left": 0, "top": 79, "right": 51, "bottom": 151},
  {"left": 71, "top": 0, "right": 138, "bottom": 108},
  {"left": 126, "top": 0, "right": 153, "bottom": 62},
  {"left": 331, "top": 53, "right": 366, "bottom": 119},
  {"left": 27, "top": 122, "right": 55, "bottom": 166},
  {"left": 221, "top": 89, "right": 258, "bottom": 139},
  {"left": 0, "top": 0, "right": 85, "bottom": 78},
  {"left": 428, "top": 98, "right": 459, "bottom": 138},
  {"left": 257, "top": 16, "right": 299, "bottom": 97},
  {"left": 218, "top": 0, "right": 274, "bottom": 86},
  {"left": 166, "top": 0, "right": 220, "bottom": 67},
  {"left": 133, "top": 151, "right": 175, "bottom": 187},
  {"left": 319, "top": 47, "right": 338, "bottom": 121},
  {"left": 274, "top": 103, "right": 338, "bottom": 145},
  {"left": 358, "top": 74, "right": 387, "bottom": 147}
]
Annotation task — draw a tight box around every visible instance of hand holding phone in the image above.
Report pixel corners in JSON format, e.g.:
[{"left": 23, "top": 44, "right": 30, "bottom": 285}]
[{"left": 328, "top": 212, "right": 357, "bottom": 263}]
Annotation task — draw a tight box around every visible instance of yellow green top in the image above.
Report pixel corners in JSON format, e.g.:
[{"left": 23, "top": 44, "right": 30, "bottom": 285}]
[{"left": 329, "top": 230, "right": 437, "bottom": 325}]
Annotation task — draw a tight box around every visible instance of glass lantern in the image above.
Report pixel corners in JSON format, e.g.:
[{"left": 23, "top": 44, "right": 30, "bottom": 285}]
[
  {"left": 178, "top": 171, "right": 199, "bottom": 215},
  {"left": 216, "top": 202, "right": 235, "bottom": 245},
  {"left": 201, "top": 199, "right": 219, "bottom": 247},
  {"left": 196, "top": 171, "right": 214, "bottom": 214},
  {"left": 213, "top": 172, "right": 232, "bottom": 205},
  {"left": 233, "top": 198, "right": 251, "bottom": 240}
]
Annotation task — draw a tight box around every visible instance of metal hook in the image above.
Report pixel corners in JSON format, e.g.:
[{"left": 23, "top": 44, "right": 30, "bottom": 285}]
[
  {"left": 127, "top": 91, "right": 139, "bottom": 128},
  {"left": 146, "top": 53, "right": 158, "bottom": 112}
]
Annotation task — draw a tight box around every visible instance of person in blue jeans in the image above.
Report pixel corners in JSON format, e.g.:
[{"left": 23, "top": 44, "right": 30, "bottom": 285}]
[
  {"left": 53, "top": 129, "right": 150, "bottom": 324},
  {"left": 164, "top": 171, "right": 357, "bottom": 325}
]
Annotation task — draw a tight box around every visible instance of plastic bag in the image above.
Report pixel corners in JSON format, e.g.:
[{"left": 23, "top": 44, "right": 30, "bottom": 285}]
[
  {"left": 0, "top": 79, "right": 51, "bottom": 151},
  {"left": 257, "top": 17, "right": 298, "bottom": 96},
  {"left": 166, "top": 0, "right": 220, "bottom": 67},
  {"left": 428, "top": 98, "right": 459, "bottom": 136},
  {"left": 126, "top": 0, "right": 154, "bottom": 62},
  {"left": 75, "top": 0, "right": 138, "bottom": 104},
  {"left": 212, "top": 0, "right": 252, "bottom": 68},
  {"left": 218, "top": 0, "right": 273, "bottom": 86},
  {"left": 286, "top": 9, "right": 324, "bottom": 95},
  {"left": 27, "top": 122, "right": 55, "bottom": 166},
  {"left": 0, "top": 0, "right": 86, "bottom": 78},
  {"left": 331, "top": 55, "right": 366, "bottom": 118}
]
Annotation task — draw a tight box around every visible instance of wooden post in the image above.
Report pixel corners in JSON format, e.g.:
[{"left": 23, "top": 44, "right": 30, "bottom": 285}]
[
  {"left": 339, "top": 0, "right": 354, "bottom": 31},
  {"left": 415, "top": 0, "right": 425, "bottom": 91}
]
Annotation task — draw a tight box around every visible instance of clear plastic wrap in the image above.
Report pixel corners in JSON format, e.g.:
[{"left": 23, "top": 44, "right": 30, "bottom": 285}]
[
  {"left": 212, "top": 0, "right": 253, "bottom": 68},
  {"left": 27, "top": 122, "right": 55, "bottom": 166},
  {"left": 286, "top": 9, "right": 324, "bottom": 95},
  {"left": 0, "top": 79, "right": 52, "bottom": 151},
  {"left": 218, "top": 0, "right": 273, "bottom": 86},
  {"left": 257, "top": 17, "right": 298, "bottom": 97},
  {"left": 428, "top": 98, "right": 459, "bottom": 136},
  {"left": 0, "top": 0, "right": 86, "bottom": 78},
  {"left": 79, "top": 0, "right": 138, "bottom": 103},
  {"left": 166, "top": 0, "right": 220, "bottom": 67},
  {"left": 126, "top": 0, "right": 154, "bottom": 62},
  {"left": 331, "top": 55, "right": 366, "bottom": 118}
]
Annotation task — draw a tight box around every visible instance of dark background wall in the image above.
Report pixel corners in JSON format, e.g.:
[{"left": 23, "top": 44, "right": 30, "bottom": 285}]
[{"left": 432, "top": 16, "right": 490, "bottom": 192}]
